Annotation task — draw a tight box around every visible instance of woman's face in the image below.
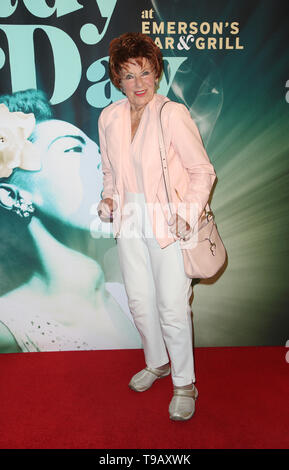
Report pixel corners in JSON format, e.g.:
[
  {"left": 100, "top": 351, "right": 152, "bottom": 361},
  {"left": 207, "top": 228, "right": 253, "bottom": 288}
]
[
  {"left": 119, "top": 57, "right": 157, "bottom": 110},
  {"left": 30, "top": 119, "right": 103, "bottom": 230}
]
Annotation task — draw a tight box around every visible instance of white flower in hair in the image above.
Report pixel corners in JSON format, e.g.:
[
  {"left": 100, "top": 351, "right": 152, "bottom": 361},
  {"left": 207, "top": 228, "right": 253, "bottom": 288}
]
[{"left": 0, "top": 103, "right": 41, "bottom": 178}]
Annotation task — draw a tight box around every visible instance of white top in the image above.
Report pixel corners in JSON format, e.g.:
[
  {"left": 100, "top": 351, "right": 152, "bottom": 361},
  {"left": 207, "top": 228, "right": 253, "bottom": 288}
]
[{"left": 123, "top": 113, "right": 145, "bottom": 194}]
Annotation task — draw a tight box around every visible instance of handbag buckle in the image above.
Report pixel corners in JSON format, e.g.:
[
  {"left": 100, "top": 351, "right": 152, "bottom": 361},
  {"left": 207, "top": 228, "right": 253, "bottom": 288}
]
[{"left": 206, "top": 209, "right": 214, "bottom": 222}]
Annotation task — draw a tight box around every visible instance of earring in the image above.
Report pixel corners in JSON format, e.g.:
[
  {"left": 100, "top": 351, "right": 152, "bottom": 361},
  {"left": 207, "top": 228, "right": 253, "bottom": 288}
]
[{"left": 0, "top": 183, "right": 35, "bottom": 222}]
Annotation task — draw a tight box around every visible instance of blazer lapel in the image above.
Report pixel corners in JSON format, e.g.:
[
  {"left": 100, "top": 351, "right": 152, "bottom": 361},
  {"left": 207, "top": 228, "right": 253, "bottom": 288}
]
[
  {"left": 111, "top": 95, "right": 168, "bottom": 205},
  {"left": 139, "top": 95, "right": 164, "bottom": 204},
  {"left": 118, "top": 100, "right": 130, "bottom": 195}
]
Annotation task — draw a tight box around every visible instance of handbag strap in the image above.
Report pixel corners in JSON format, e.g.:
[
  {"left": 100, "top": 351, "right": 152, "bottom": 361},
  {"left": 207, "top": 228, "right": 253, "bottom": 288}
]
[
  {"left": 157, "top": 100, "right": 174, "bottom": 218},
  {"left": 157, "top": 99, "right": 211, "bottom": 220}
]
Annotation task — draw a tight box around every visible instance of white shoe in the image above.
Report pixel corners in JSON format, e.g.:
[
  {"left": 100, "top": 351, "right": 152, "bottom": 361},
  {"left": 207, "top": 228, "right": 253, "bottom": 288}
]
[
  {"left": 169, "top": 385, "right": 198, "bottom": 421},
  {"left": 129, "top": 366, "right": 170, "bottom": 392}
]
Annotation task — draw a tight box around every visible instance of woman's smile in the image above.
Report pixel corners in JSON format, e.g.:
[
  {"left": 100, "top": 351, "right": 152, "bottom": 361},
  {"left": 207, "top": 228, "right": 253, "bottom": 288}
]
[{"left": 135, "top": 90, "right": 147, "bottom": 96}]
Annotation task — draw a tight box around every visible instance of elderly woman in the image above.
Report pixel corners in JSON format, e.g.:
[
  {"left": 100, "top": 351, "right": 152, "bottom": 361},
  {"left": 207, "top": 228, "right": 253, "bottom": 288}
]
[{"left": 97, "top": 32, "right": 216, "bottom": 421}]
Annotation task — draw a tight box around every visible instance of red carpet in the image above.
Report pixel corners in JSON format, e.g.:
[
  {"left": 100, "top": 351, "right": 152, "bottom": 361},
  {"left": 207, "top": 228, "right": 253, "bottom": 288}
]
[{"left": 0, "top": 346, "right": 288, "bottom": 449}]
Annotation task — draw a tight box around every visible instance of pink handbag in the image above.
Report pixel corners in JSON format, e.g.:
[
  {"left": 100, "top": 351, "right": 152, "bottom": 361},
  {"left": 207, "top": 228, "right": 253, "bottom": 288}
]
[{"left": 158, "top": 101, "right": 227, "bottom": 279}]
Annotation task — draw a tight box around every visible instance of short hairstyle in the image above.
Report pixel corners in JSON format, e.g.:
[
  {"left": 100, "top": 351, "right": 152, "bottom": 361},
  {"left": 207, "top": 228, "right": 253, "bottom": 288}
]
[
  {"left": 0, "top": 89, "right": 53, "bottom": 127},
  {"left": 109, "top": 32, "right": 163, "bottom": 89}
]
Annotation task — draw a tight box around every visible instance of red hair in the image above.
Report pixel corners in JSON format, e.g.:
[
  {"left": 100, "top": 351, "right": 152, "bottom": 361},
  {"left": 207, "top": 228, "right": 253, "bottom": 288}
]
[{"left": 109, "top": 32, "right": 163, "bottom": 89}]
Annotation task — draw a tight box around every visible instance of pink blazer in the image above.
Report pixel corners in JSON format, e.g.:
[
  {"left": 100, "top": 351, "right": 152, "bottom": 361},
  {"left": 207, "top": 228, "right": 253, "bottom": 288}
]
[{"left": 98, "top": 93, "right": 216, "bottom": 248}]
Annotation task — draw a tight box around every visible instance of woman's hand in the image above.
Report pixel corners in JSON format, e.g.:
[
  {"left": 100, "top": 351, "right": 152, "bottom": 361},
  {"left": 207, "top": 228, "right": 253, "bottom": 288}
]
[
  {"left": 97, "top": 197, "right": 117, "bottom": 222},
  {"left": 168, "top": 213, "right": 192, "bottom": 241}
]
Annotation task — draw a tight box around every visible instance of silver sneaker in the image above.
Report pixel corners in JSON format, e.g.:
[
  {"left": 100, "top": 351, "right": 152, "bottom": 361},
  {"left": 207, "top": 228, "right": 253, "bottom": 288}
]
[
  {"left": 169, "top": 385, "right": 198, "bottom": 421},
  {"left": 129, "top": 366, "right": 171, "bottom": 392}
]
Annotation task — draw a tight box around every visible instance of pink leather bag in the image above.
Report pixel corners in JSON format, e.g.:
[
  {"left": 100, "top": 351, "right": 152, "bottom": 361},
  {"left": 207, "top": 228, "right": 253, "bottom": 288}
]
[{"left": 158, "top": 101, "right": 227, "bottom": 279}]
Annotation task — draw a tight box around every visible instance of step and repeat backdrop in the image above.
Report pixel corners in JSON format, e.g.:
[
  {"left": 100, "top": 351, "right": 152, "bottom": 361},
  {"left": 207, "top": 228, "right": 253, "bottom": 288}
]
[{"left": 0, "top": 0, "right": 288, "bottom": 352}]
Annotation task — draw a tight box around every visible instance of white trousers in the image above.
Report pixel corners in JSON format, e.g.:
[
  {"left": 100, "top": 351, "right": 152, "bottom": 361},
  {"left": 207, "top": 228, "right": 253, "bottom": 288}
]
[{"left": 116, "top": 191, "right": 195, "bottom": 386}]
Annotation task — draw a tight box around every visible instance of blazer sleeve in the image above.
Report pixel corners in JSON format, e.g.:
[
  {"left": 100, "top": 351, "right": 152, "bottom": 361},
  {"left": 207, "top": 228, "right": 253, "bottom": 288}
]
[
  {"left": 169, "top": 103, "right": 216, "bottom": 228},
  {"left": 98, "top": 110, "right": 114, "bottom": 200}
]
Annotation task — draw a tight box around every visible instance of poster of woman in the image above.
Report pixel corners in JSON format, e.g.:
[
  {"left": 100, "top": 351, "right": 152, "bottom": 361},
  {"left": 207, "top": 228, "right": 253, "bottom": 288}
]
[{"left": 0, "top": 0, "right": 288, "bottom": 355}]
